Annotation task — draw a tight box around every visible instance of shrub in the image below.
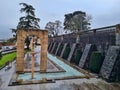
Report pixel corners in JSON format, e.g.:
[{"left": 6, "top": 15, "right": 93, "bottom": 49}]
[
  {"left": 57, "top": 44, "right": 63, "bottom": 56},
  {"left": 89, "top": 51, "right": 104, "bottom": 73},
  {"left": 74, "top": 49, "right": 82, "bottom": 65},
  {"left": 63, "top": 47, "right": 71, "bottom": 60},
  {"left": 52, "top": 43, "right": 58, "bottom": 54},
  {"left": 0, "top": 51, "right": 2, "bottom": 60}
]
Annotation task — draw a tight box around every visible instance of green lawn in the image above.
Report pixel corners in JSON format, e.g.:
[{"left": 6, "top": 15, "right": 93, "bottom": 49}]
[{"left": 0, "top": 52, "right": 16, "bottom": 68}]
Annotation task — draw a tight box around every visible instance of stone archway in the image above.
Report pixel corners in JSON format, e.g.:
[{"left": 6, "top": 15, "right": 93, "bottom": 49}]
[{"left": 16, "top": 29, "right": 48, "bottom": 73}]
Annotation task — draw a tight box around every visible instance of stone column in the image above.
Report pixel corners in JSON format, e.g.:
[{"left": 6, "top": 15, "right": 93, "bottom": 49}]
[
  {"left": 16, "top": 30, "right": 25, "bottom": 73},
  {"left": 40, "top": 31, "right": 48, "bottom": 72}
]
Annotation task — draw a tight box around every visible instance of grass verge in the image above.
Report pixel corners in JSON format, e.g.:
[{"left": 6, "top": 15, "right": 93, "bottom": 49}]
[{"left": 0, "top": 52, "right": 16, "bottom": 69}]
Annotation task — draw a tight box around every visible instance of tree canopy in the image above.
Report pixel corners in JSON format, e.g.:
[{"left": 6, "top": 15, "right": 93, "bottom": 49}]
[
  {"left": 45, "top": 20, "right": 62, "bottom": 37},
  {"left": 12, "top": 3, "right": 40, "bottom": 35},
  {"left": 17, "top": 3, "right": 40, "bottom": 29},
  {"left": 63, "top": 11, "right": 92, "bottom": 33},
  {"left": 11, "top": 3, "right": 40, "bottom": 50}
]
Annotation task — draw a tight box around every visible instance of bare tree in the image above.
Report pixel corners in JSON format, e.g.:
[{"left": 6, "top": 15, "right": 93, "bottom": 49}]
[{"left": 45, "top": 20, "right": 62, "bottom": 37}]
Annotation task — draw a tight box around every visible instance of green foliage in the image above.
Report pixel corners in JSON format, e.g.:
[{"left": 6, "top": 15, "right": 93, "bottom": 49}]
[
  {"left": 25, "top": 36, "right": 30, "bottom": 50},
  {"left": 74, "top": 49, "right": 82, "bottom": 65},
  {"left": 57, "top": 44, "right": 63, "bottom": 56},
  {"left": 63, "top": 47, "right": 71, "bottom": 60},
  {"left": 0, "top": 51, "right": 2, "bottom": 59},
  {"left": 0, "top": 52, "right": 16, "bottom": 68},
  {"left": 24, "top": 48, "right": 31, "bottom": 53},
  {"left": 89, "top": 51, "right": 104, "bottom": 73},
  {"left": 11, "top": 3, "right": 40, "bottom": 39},
  {"left": 11, "top": 28, "right": 17, "bottom": 39},
  {"left": 45, "top": 20, "right": 62, "bottom": 37},
  {"left": 17, "top": 3, "right": 40, "bottom": 29},
  {"left": 1, "top": 42, "right": 7, "bottom": 46},
  {"left": 64, "top": 11, "right": 91, "bottom": 33},
  {"left": 53, "top": 44, "right": 58, "bottom": 54}
]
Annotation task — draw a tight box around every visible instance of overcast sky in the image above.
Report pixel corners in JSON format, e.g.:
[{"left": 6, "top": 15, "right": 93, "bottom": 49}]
[{"left": 0, "top": 0, "right": 120, "bottom": 39}]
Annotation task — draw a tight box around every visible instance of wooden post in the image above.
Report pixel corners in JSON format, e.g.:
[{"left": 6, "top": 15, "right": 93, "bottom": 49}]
[{"left": 31, "top": 52, "right": 35, "bottom": 79}]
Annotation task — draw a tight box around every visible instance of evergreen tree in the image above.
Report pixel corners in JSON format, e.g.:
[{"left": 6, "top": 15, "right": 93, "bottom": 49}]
[{"left": 11, "top": 3, "right": 40, "bottom": 50}]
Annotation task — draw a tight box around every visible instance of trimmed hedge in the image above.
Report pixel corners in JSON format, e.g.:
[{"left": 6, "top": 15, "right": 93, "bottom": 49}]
[
  {"left": 52, "top": 43, "right": 58, "bottom": 54},
  {"left": 74, "top": 49, "right": 82, "bottom": 65},
  {"left": 89, "top": 51, "right": 104, "bottom": 73},
  {"left": 57, "top": 44, "right": 63, "bottom": 56},
  {"left": 63, "top": 47, "right": 71, "bottom": 60}
]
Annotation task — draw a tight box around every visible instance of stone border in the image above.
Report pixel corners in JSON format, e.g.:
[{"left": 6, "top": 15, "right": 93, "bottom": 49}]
[
  {"left": 56, "top": 56, "right": 91, "bottom": 78},
  {"left": 8, "top": 54, "right": 91, "bottom": 86}
]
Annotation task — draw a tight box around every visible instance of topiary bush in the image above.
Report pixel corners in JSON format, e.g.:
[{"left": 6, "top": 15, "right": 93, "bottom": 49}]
[
  {"left": 57, "top": 44, "right": 63, "bottom": 56},
  {"left": 63, "top": 47, "right": 71, "bottom": 60},
  {"left": 74, "top": 49, "right": 82, "bottom": 65},
  {"left": 52, "top": 43, "right": 58, "bottom": 54},
  {"left": 89, "top": 51, "right": 104, "bottom": 73}
]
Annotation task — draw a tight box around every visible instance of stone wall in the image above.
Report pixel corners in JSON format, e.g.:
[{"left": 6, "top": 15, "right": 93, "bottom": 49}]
[
  {"left": 48, "top": 24, "right": 120, "bottom": 82},
  {"left": 49, "top": 24, "right": 120, "bottom": 53}
]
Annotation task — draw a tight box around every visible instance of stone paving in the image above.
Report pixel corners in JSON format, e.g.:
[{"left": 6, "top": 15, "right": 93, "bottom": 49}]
[
  {"left": 24, "top": 46, "right": 60, "bottom": 72},
  {"left": 0, "top": 46, "right": 120, "bottom": 90},
  {"left": 0, "top": 64, "right": 120, "bottom": 90},
  {"left": 24, "top": 53, "right": 60, "bottom": 72},
  {"left": 0, "top": 58, "right": 120, "bottom": 90}
]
